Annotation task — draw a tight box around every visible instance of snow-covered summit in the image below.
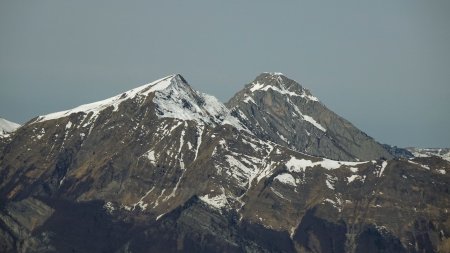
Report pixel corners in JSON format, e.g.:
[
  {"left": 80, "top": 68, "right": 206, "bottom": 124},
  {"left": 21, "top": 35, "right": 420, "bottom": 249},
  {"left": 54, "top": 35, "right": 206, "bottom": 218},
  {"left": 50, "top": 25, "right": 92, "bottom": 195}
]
[
  {"left": 153, "top": 75, "right": 244, "bottom": 128},
  {"left": 31, "top": 74, "right": 245, "bottom": 130},
  {"left": 248, "top": 72, "right": 319, "bottom": 102},
  {"left": 262, "top": 72, "right": 285, "bottom": 76},
  {"left": 0, "top": 118, "right": 21, "bottom": 137},
  {"left": 33, "top": 74, "right": 182, "bottom": 123}
]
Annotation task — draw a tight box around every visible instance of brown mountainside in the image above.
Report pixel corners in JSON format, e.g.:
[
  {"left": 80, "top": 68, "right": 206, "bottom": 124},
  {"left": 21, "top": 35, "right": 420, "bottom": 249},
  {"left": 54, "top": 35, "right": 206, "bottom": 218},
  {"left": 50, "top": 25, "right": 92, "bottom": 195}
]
[{"left": 0, "top": 74, "right": 449, "bottom": 253}]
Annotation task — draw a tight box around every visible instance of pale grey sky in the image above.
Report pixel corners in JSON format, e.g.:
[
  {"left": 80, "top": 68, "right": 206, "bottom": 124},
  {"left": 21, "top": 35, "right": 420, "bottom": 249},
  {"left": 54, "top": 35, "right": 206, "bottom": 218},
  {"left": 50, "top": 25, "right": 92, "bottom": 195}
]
[{"left": 1, "top": 1, "right": 449, "bottom": 147}]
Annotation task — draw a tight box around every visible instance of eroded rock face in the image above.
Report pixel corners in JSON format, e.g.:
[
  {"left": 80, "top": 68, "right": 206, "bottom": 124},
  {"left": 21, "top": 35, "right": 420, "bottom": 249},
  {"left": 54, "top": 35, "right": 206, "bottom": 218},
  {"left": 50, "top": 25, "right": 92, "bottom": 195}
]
[
  {"left": 0, "top": 74, "right": 448, "bottom": 252},
  {"left": 0, "top": 198, "right": 54, "bottom": 253}
]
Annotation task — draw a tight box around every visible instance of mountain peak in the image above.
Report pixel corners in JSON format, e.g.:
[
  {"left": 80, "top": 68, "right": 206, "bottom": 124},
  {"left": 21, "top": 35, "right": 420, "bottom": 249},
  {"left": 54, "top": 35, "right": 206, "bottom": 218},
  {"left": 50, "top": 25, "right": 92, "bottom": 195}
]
[
  {"left": 0, "top": 118, "right": 21, "bottom": 137},
  {"left": 173, "top": 73, "right": 188, "bottom": 84},
  {"left": 152, "top": 75, "right": 244, "bottom": 128},
  {"left": 254, "top": 71, "right": 288, "bottom": 82},
  {"left": 262, "top": 71, "right": 285, "bottom": 76},
  {"left": 140, "top": 73, "right": 189, "bottom": 93},
  {"left": 2, "top": 73, "right": 445, "bottom": 252},
  {"left": 226, "top": 73, "right": 392, "bottom": 161},
  {"left": 32, "top": 74, "right": 190, "bottom": 123},
  {"left": 246, "top": 72, "right": 319, "bottom": 102},
  {"left": 30, "top": 74, "right": 244, "bottom": 131}
]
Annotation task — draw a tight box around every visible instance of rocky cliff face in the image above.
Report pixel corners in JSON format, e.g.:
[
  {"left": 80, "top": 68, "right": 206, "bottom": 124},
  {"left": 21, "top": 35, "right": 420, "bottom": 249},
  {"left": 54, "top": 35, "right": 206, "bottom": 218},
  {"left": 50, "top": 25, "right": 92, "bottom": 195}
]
[
  {"left": 226, "top": 73, "right": 392, "bottom": 161},
  {"left": 0, "top": 74, "right": 449, "bottom": 253}
]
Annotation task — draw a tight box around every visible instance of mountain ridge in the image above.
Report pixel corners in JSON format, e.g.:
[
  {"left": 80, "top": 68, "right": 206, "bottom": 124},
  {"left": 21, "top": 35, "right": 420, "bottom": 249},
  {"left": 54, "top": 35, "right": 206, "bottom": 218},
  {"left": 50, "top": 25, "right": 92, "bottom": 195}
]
[
  {"left": 0, "top": 73, "right": 448, "bottom": 253},
  {"left": 0, "top": 118, "right": 21, "bottom": 137}
]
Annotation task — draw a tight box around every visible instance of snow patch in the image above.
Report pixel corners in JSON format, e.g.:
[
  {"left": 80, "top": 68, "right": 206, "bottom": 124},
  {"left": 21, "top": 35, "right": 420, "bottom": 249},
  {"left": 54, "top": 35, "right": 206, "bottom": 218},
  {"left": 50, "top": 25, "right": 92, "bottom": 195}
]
[
  {"left": 255, "top": 84, "right": 300, "bottom": 97},
  {"left": 199, "top": 192, "right": 229, "bottom": 210},
  {"left": 349, "top": 167, "right": 358, "bottom": 173},
  {"left": 194, "top": 125, "right": 204, "bottom": 160},
  {"left": 408, "top": 160, "right": 430, "bottom": 170},
  {"left": 250, "top": 82, "right": 265, "bottom": 92},
  {"left": 144, "top": 150, "right": 156, "bottom": 165},
  {"left": 325, "top": 174, "right": 337, "bottom": 190},
  {"left": 347, "top": 175, "right": 360, "bottom": 183},
  {"left": 409, "top": 148, "right": 450, "bottom": 162},
  {"left": 0, "top": 118, "right": 20, "bottom": 137},
  {"left": 249, "top": 76, "right": 319, "bottom": 103},
  {"left": 378, "top": 161, "right": 388, "bottom": 177},
  {"left": 156, "top": 213, "right": 166, "bottom": 221},
  {"left": 36, "top": 128, "right": 45, "bottom": 140},
  {"left": 323, "top": 196, "right": 343, "bottom": 212},
  {"left": 103, "top": 202, "right": 115, "bottom": 214},
  {"left": 263, "top": 72, "right": 284, "bottom": 76},
  {"left": 274, "top": 173, "right": 297, "bottom": 187},
  {"left": 243, "top": 96, "right": 256, "bottom": 104},
  {"left": 290, "top": 102, "right": 326, "bottom": 132},
  {"left": 286, "top": 156, "right": 367, "bottom": 172},
  {"left": 132, "top": 186, "right": 155, "bottom": 211},
  {"left": 301, "top": 93, "right": 319, "bottom": 102},
  {"left": 302, "top": 115, "right": 326, "bottom": 132},
  {"left": 270, "top": 187, "right": 290, "bottom": 201}
]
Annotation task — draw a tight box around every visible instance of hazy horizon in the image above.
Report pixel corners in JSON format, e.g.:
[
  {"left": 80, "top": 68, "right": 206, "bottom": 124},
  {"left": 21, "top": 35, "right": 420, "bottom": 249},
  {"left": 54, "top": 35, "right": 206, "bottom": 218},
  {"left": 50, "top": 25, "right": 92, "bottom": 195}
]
[{"left": 1, "top": 1, "right": 449, "bottom": 147}]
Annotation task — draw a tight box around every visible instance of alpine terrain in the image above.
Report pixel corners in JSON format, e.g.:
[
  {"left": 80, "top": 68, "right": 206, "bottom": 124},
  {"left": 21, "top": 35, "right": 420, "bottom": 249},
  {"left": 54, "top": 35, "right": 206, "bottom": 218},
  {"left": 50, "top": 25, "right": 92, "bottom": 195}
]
[
  {"left": 0, "top": 73, "right": 449, "bottom": 253},
  {"left": 0, "top": 118, "right": 21, "bottom": 150},
  {"left": 0, "top": 118, "right": 20, "bottom": 138}
]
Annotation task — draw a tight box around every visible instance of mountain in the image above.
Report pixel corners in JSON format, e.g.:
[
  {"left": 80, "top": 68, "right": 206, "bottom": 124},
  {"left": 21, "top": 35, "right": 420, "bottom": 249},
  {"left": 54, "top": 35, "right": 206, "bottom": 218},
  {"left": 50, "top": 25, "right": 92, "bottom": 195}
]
[
  {"left": 382, "top": 144, "right": 414, "bottom": 159},
  {"left": 0, "top": 74, "right": 449, "bottom": 253},
  {"left": 0, "top": 118, "right": 20, "bottom": 138},
  {"left": 226, "top": 72, "right": 392, "bottom": 161},
  {"left": 407, "top": 147, "right": 450, "bottom": 162},
  {"left": 0, "top": 118, "right": 21, "bottom": 151}
]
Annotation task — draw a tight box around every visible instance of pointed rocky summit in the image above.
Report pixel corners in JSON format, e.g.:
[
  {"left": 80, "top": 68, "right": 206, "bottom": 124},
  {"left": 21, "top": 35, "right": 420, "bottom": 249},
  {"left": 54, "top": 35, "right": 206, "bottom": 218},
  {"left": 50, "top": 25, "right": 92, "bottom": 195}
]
[{"left": 227, "top": 72, "right": 392, "bottom": 161}]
